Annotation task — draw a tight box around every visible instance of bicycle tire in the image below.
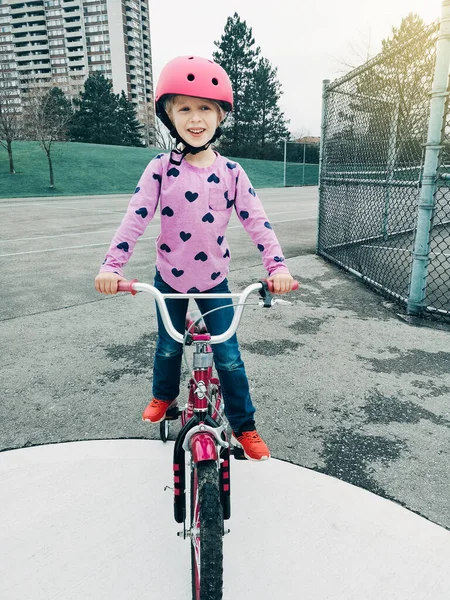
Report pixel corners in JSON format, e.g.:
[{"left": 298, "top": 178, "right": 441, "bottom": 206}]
[
  {"left": 160, "top": 420, "right": 169, "bottom": 442},
  {"left": 190, "top": 460, "right": 223, "bottom": 600}
]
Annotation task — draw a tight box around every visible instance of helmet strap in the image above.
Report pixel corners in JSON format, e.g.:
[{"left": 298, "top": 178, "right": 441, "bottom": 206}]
[{"left": 168, "top": 127, "right": 223, "bottom": 165}]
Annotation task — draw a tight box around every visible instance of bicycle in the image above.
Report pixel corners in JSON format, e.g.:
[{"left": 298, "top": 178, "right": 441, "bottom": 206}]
[{"left": 118, "top": 278, "right": 298, "bottom": 600}]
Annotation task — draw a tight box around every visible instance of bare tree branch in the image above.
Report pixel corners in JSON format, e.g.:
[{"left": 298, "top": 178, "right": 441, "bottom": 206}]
[{"left": 0, "top": 68, "right": 22, "bottom": 174}]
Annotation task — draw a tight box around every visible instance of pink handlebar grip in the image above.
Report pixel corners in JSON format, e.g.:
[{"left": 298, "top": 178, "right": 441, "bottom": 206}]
[
  {"left": 266, "top": 279, "right": 299, "bottom": 293},
  {"left": 117, "top": 279, "right": 139, "bottom": 295}
]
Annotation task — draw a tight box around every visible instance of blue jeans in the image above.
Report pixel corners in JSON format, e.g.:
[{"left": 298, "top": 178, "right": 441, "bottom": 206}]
[{"left": 152, "top": 270, "right": 256, "bottom": 433}]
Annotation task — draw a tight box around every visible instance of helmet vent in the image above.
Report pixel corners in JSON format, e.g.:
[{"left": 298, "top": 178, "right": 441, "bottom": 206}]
[
  {"left": 212, "top": 78, "right": 218, "bottom": 86},
  {"left": 187, "top": 73, "right": 195, "bottom": 81},
  {"left": 188, "top": 56, "right": 194, "bottom": 59}
]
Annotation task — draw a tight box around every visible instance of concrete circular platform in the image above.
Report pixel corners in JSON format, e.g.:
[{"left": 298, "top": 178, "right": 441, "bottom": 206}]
[{"left": 1, "top": 439, "right": 449, "bottom": 599}]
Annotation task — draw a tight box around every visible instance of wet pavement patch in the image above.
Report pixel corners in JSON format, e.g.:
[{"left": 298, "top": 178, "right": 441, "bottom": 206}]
[
  {"left": 240, "top": 339, "right": 302, "bottom": 356},
  {"left": 318, "top": 428, "right": 406, "bottom": 500},
  {"left": 364, "top": 391, "right": 450, "bottom": 427},
  {"left": 100, "top": 332, "right": 158, "bottom": 382},
  {"left": 361, "top": 349, "right": 450, "bottom": 376},
  {"left": 291, "top": 317, "right": 330, "bottom": 335},
  {"left": 411, "top": 379, "right": 450, "bottom": 398}
]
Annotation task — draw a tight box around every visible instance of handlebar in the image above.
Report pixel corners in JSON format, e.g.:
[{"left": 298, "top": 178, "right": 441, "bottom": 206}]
[{"left": 117, "top": 279, "right": 298, "bottom": 345}]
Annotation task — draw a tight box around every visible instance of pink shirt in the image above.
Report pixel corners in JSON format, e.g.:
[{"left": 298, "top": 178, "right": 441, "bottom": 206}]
[{"left": 100, "top": 151, "right": 290, "bottom": 292}]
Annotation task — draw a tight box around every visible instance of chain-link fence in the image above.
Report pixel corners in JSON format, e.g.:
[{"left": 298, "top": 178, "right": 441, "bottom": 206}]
[
  {"left": 283, "top": 141, "right": 319, "bottom": 186},
  {"left": 318, "top": 14, "right": 450, "bottom": 319}
]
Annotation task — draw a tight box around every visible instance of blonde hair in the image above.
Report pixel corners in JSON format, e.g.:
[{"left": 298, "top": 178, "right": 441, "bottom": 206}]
[{"left": 164, "top": 95, "right": 226, "bottom": 122}]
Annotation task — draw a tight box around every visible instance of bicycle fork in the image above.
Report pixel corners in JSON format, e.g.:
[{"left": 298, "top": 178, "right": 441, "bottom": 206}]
[{"left": 173, "top": 416, "right": 231, "bottom": 525}]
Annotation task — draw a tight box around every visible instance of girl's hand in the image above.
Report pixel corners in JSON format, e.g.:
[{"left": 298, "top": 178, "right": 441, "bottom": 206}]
[
  {"left": 267, "top": 273, "right": 295, "bottom": 294},
  {"left": 95, "top": 272, "right": 126, "bottom": 295}
]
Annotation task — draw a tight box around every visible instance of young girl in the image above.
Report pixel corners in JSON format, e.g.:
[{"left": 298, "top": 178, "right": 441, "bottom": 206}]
[{"left": 95, "top": 56, "right": 294, "bottom": 460}]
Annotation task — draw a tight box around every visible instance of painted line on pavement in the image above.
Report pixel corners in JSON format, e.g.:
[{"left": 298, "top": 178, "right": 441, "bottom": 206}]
[{"left": 0, "top": 217, "right": 317, "bottom": 258}]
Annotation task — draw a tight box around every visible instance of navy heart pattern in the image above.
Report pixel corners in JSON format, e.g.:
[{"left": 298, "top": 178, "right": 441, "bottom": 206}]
[
  {"left": 223, "top": 248, "right": 230, "bottom": 258},
  {"left": 160, "top": 244, "right": 171, "bottom": 252},
  {"left": 217, "top": 236, "right": 224, "bottom": 245},
  {"left": 102, "top": 258, "right": 107, "bottom": 264},
  {"left": 135, "top": 207, "right": 148, "bottom": 218},
  {"left": 185, "top": 191, "right": 198, "bottom": 202},
  {"left": 224, "top": 190, "right": 234, "bottom": 208},
  {"left": 240, "top": 210, "right": 249, "bottom": 220},
  {"left": 249, "top": 187, "right": 256, "bottom": 197},
  {"left": 167, "top": 167, "right": 179, "bottom": 177},
  {"left": 207, "top": 173, "right": 220, "bottom": 184},
  {"left": 180, "top": 231, "right": 191, "bottom": 242},
  {"left": 156, "top": 153, "right": 164, "bottom": 159},
  {"left": 211, "top": 272, "right": 221, "bottom": 280},
  {"left": 274, "top": 256, "right": 285, "bottom": 262},
  {"left": 195, "top": 252, "right": 208, "bottom": 262},
  {"left": 264, "top": 221, "right": 272, "bottom": 229},
  {"left": 172, "top": 268, "right": 184, "bottom": 277},
  {"left": 226, "top": 162, "right": 237, "bottom": 169},
  {"left": 134, "top": 186, "right": 140, "bottom": 193},
  {"left": 202, "top": 213, "right": 214, "bottom": 223},
  {"left": 257, "top": 244, "right": 265, "bottom": 252},
  {"left": 117, "top": 242, "right": 129, "bottom": 252},
  {"left": 153, "top": 173, "right": 162, "bottom": 182},
  {"left": 187, "top": 287, "right": 200, "bottom": 293},
  {"left": 162, "top": 206, "right": 174, "bottom": 217}
]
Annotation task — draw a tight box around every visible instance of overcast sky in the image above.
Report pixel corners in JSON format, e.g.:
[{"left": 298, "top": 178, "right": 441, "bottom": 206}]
[{"left": 148, "top": 0, "right": 442, "bottom": 136}]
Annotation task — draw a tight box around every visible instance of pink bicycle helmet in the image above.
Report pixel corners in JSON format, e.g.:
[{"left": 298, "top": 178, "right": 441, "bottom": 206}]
[{"left": 155, "top": 56, "right": 233, "bottom": 144}]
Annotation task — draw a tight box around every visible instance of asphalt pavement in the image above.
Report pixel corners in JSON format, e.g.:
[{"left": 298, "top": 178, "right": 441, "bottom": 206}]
[{"left": 1, "top": 186, "right": 449, "bottom": 535}]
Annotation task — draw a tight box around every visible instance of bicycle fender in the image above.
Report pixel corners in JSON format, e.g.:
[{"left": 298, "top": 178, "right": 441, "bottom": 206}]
[{"left": 191, "top": 433, "right": 218, "bottom": 462}]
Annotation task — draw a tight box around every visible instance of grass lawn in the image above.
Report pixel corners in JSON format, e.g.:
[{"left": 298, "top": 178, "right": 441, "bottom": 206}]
[{"left": 0, "top": 141, "right": 318, "bottom": 198}]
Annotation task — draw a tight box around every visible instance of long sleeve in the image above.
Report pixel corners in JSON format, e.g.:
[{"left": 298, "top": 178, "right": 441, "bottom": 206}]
[
  {"left": 234, "top": 166, "right": 290, "bottom": 276},
  {"left": 99, "top": 154, "right": 164, "bottom": 276}
]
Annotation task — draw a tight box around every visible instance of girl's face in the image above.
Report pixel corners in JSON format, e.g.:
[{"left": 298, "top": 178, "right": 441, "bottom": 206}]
[{"left": 168, "top": 95, "right": 223, "bottom": 147}]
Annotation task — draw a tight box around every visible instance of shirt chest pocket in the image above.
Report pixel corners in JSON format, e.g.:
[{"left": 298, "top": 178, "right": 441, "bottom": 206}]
[{"left": 208, "top": 187, "right": 232, "bottom": 211}]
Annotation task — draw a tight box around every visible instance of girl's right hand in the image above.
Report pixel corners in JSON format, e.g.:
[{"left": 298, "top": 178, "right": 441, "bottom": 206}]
[{"left": 95, "top": 272, "right": 126, "bottom": 295}]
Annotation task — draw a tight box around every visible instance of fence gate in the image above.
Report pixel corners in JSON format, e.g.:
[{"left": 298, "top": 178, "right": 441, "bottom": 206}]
[{"left": 318, "top": 7, "right": 450, "bottom": 320}]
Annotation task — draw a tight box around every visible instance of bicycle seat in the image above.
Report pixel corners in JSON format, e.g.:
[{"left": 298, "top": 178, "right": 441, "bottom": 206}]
[{"left": 186, "top": 311, "right": 208, "bottom": 334}]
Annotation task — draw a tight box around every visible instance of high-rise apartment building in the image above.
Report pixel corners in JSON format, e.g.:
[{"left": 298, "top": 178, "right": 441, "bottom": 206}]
[{"left": 0, "top": 0, "right": 154, "bottom": 129}]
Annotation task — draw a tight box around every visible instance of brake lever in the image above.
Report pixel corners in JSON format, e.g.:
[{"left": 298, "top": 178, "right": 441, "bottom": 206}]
[
  {"left": 258, "top": 298, "right": 292, "bottom": 307},
  {"left": 258, "top": 280, "right": 273, "bottom": 308}
]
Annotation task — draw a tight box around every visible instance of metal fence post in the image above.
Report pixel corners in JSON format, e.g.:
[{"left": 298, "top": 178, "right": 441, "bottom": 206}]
[
  {"left": 283, "top": 138, "right": 287, "bottom": 187},
  {"left": 407, "top": 0, "right": 450, "bottom": 315},
  {"left": 317, "top": 79, "right": 330, "bottom": 252}
]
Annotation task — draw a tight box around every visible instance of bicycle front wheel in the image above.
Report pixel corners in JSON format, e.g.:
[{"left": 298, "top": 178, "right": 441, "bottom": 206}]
[{"left": 191, "top": 460, "right": 223, "bottom": 600}]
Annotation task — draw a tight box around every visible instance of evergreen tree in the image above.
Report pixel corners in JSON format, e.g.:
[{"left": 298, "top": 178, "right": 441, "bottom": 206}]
[
  {"left": 213, "top": 12, "right": 260, "bottom": 155},
  {"left": 249, "top": 57, "right": 290, "bottom": 160},
  {"left": 69, "top": 73, "right": 120, "bottom": 145},
  {"left": 116, "top": 90, "right": 144, "bottom": 147},
  {"left": 213, "top": 13, "right": 289, "bottom": 160}
]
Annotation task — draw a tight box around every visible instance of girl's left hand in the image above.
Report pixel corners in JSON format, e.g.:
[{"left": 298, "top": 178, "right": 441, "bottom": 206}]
[{"left": 267, "top": 273, "right": 295, "bottom": 294}]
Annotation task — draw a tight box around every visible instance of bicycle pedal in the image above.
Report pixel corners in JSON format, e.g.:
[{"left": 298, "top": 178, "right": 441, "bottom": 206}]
[
  {"left": 165, "top": 407, "right": 180, "bottom": 420},
  {"left": 232, "top": 447, "right": 247, "bottom": 460}
]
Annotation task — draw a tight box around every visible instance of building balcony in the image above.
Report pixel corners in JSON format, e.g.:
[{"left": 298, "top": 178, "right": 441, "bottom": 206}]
[
  {"left": 9, "top": 4, "right": 28, "bottom": 15},
  {"left": 25, "top": 23, "right": 47, "bottom": 33},
  {"left": 15, "top": 32, "right": 48, "bottom": 42},
  {"left": 66, "top": 37, "right": 83, "bottom": 45}
]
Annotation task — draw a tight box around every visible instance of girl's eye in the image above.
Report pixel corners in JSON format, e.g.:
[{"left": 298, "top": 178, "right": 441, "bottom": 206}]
[{"left": 201, "top": 106, "right": 211, "bottom": 111}]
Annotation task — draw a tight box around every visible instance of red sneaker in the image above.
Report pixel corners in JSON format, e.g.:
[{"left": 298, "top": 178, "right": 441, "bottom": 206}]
[
  {"left": 232, "top": 430, "right": 271, "bottom": 461},
  {"left": 142, "top": 398, "right": 177, "bottom": 423}
]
